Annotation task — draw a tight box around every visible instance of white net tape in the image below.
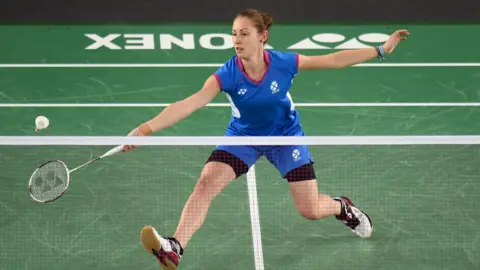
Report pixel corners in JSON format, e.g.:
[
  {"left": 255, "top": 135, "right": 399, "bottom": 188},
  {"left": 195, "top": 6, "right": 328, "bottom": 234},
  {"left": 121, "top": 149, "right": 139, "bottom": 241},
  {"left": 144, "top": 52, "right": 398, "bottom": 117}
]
[{"left": 2, "top": 135, "right": 480, "bottom": 145}]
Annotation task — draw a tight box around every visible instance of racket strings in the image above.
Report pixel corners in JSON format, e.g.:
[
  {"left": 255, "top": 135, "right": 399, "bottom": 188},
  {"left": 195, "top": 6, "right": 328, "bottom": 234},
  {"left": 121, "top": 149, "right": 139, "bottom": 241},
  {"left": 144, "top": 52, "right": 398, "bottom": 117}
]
[
  {"left": 27, "top": 146, "right": 122, "bottom": 203},
  {"left": 29, "top": 161, "right": 69, "bottom": 202}
]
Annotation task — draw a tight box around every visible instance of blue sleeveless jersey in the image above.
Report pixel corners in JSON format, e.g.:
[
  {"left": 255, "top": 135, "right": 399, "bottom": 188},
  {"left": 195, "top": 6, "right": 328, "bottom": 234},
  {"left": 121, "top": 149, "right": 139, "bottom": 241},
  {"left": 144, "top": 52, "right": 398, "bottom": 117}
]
[{"left": 213, "top": 50, "right": 301, "bottom": 136}]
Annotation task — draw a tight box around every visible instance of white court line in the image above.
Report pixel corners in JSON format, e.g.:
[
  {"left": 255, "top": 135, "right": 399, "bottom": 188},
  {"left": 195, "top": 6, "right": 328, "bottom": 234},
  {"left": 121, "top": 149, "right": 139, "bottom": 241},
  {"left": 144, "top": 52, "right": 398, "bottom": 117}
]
[
  {"left": 0, "top": 63, "right": 479, "bottom": 68},
  {"left": 246, "top": 165, "right": 264, "bottom": 270},
  {"left": 1, "top": 102, "right": 480, "bottom": 108}
]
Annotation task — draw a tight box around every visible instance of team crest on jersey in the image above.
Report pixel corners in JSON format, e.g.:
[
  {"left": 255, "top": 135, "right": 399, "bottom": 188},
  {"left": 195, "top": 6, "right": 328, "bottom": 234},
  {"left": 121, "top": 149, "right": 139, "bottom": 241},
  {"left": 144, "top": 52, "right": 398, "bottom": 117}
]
[{"left": 270, "top": 81, "right": 280, "bottom": 94}]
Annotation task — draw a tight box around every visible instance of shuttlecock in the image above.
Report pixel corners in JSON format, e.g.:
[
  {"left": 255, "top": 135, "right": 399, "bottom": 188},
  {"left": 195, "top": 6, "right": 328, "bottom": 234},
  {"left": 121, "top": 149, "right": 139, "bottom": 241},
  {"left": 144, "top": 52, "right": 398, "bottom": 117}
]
[{"left": 35, "top": 116, "right": 49, "bottom": 131}]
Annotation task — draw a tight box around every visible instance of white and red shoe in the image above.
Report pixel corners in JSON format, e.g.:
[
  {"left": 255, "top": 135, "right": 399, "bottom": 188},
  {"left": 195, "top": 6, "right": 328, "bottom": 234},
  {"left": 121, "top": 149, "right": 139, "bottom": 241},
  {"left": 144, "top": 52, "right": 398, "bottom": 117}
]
[
  {"left": 140, "top": 226, "right": 183, "bottom": 270},
  {"left": 334, "top": 196, "right": 373, "bottom": 238}
]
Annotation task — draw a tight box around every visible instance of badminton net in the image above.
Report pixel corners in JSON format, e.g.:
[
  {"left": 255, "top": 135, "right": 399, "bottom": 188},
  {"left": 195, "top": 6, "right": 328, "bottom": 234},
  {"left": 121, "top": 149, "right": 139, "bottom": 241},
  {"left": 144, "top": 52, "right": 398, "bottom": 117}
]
[{"left": 1, "top": 135, "right": 479, "bottom": 270}]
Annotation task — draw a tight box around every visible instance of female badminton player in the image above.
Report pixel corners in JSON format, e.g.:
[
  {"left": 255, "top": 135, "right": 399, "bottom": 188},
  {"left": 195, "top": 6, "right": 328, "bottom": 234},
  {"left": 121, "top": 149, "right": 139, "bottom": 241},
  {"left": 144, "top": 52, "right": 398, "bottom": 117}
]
[{"left": 123, "top": 8, "right": 409, "bottom": 269}]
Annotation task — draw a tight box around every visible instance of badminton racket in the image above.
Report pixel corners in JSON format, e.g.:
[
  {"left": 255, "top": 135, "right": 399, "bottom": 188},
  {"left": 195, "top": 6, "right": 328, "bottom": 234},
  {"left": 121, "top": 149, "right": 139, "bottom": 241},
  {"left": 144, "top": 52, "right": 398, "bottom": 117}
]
[{"left": 28, "top": 145, "right": 124, "bottom": 203}]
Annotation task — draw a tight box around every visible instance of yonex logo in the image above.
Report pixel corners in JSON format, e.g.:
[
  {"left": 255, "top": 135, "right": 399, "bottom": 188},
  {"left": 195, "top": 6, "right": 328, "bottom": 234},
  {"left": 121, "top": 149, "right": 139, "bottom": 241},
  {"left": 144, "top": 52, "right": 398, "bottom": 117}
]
[
  {"left": 288, "top": 33, "right": 389, "bottom": 50},
  {"left": 84, "top": 32, "right": 389, "bottom": 51},
  {"left": 270, "top": 81, "right": 279, "bottom": 94},
  {"left": 84, "top": 33, "right": 273, "bottom": 50},
  {"left": 292, "top": 149, "right": 301, "bottom": 161},
  {"left": 238, "top": 89, "right": 247, "bottom": 95}
]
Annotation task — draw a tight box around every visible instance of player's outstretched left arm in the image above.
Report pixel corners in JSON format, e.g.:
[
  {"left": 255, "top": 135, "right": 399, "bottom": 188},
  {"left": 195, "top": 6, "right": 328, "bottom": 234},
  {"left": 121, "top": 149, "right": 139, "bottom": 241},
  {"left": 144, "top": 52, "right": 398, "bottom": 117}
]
[{"left": 298, "top": 30, "right": 410, "bottom": 70}]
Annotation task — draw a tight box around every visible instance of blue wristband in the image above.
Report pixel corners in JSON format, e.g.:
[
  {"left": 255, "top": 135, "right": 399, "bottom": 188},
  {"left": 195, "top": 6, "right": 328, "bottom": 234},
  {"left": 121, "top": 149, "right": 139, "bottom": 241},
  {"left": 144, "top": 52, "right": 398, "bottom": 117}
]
[{"left": 376, "top": 45, "right": 386, "bottom": 60}]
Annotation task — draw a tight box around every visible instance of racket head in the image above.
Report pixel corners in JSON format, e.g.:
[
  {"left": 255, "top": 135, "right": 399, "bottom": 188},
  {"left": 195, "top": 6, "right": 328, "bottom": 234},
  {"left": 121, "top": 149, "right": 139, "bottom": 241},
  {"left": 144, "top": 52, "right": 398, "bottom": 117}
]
[{"left": 28, "top": 160, "right": 70, "bottom": 203}]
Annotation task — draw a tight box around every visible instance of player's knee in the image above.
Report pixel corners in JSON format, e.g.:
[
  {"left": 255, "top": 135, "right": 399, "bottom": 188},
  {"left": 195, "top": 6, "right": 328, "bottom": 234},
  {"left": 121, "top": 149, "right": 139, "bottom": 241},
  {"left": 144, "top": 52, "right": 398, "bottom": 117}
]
[
  {"left": 193, "top": 175, "right": 212, "bottom": 196},
  {"left": 193, "top": 171, "right": 218, "bottom": 197}
]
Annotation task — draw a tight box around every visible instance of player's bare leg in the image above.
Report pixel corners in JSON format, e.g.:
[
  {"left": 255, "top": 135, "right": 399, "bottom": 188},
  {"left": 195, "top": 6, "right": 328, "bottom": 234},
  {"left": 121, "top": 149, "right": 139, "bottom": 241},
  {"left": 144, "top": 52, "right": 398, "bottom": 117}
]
[
  {"left": 289, "top": 179, "right": 341, "bottom": 219},
  {"left": 289, "top": 179, "right": 373, "bottom": 238},
  {"left": 173, "top": 161, "right": 237, "bottom": 247},
  {"left": 140, "top": 161, "right": 236, "bottom": 269}
]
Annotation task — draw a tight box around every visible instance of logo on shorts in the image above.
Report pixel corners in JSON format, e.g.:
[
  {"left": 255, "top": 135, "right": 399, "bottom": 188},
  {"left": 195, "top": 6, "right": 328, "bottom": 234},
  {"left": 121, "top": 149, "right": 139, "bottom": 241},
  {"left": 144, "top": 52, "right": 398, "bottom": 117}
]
[{"left": 292, "top": 149, "right": 301, "bottom": 161}]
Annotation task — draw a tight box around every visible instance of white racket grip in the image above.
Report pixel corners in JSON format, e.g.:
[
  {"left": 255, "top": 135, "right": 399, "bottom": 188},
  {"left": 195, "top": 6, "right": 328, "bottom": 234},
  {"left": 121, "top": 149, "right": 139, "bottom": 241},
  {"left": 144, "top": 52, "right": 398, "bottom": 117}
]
[{"left": 100, "top": 145, "right": 124, "bottom": 158}]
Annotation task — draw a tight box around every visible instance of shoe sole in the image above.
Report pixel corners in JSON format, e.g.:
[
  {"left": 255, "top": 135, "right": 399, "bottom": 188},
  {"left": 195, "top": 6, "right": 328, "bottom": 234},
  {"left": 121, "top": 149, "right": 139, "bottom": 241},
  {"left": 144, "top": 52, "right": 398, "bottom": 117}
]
[
  {"left": 141, "top": 226, "right": 178, "bottom": 270},
  {"left": 351, "top": 206, "right": 374, "bottom": 238}
]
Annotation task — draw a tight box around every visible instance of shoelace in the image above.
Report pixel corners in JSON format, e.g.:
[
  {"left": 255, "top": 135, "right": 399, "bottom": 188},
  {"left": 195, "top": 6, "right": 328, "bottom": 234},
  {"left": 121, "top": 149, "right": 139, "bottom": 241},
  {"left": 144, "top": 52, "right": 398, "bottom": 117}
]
[
  {"left": 343, "top": 210, "right": 360, "bottom": 229},
  {"left": 167, "top": 237, "right": 183, "bottom": 257}
]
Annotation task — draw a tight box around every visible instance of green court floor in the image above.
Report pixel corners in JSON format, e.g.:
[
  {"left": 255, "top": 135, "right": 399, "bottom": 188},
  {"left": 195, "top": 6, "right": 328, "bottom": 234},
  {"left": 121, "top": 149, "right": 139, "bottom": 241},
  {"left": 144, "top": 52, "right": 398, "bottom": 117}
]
[{"left": 1, "top": 24, "right": 480, "bottom": 270}]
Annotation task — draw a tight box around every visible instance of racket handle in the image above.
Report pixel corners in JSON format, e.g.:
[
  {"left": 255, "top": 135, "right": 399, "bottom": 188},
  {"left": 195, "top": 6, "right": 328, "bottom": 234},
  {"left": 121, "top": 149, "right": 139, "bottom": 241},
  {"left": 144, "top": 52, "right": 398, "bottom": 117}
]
[{"left": 100, "top": 145, "right": 124, "bottom": 158}]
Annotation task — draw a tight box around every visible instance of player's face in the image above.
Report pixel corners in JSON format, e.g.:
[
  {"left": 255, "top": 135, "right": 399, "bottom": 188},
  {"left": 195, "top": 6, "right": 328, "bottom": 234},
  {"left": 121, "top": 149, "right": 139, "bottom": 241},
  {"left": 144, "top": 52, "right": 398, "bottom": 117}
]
[{"left": 232, "top": 17, "right": 264, "bottom": 59}]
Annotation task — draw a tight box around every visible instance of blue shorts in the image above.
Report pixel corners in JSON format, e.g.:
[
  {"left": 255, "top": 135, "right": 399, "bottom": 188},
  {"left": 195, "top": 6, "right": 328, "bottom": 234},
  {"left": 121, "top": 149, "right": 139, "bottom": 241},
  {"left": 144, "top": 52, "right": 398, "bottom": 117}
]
[{"left": 214, "top": 129, "right": 314, "bottom": 178}]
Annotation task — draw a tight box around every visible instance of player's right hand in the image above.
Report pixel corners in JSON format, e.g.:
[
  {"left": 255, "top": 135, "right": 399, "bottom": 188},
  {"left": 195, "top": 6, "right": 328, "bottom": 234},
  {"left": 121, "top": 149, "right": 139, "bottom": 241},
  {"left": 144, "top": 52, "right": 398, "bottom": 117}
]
[{"left": 122, "top": 127, "right": 145, "bottom": 152}]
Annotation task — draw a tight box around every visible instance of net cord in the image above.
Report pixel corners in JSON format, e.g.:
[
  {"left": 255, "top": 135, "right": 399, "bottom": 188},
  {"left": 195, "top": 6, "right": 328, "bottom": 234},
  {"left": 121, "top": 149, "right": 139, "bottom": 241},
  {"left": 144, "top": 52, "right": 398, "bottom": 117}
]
[{"left": 1, "top": 135, "right": 480, "bottom": 146}]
